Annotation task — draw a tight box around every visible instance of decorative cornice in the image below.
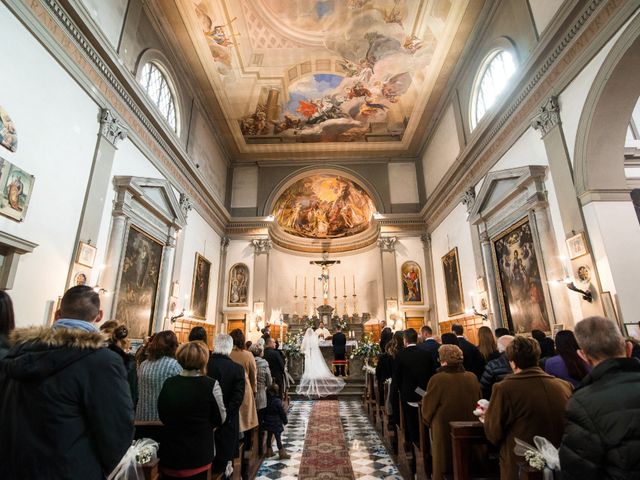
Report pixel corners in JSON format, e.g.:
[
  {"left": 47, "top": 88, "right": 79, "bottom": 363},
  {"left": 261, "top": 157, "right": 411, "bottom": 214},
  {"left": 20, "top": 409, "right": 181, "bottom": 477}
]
[
  {"left": 378, "top": 236, "right": 397, "bottom": 252},
  {"left": 461, "top": 187, "right": 477, "bottom": 213},
  {"left": 178, "top": 193, "right": 193, "bottom": 219},
  {"left": 252, "top": 238, "right": 272, "bottom": 254},
  {"left": 99, "top": 109, "right": 128, "bottom": 147},
  {"left": 531, "top": 96, "right": 561, "bottom": 138}
]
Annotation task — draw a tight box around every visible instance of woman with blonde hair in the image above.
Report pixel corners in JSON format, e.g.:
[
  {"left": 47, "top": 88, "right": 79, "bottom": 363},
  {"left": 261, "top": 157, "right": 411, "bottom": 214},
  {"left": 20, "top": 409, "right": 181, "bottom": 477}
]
[
  {"left": 422, "top": 344, "right": 481, "bottom": 479},
  {"left": 477, "top": 326, "right": 500, "bottom": 362}
]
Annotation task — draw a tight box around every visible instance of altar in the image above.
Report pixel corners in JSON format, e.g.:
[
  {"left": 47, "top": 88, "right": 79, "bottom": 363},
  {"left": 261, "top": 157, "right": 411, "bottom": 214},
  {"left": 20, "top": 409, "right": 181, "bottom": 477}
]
[{"left": 287, "top": 338, "right": 365, "bottom": 381}]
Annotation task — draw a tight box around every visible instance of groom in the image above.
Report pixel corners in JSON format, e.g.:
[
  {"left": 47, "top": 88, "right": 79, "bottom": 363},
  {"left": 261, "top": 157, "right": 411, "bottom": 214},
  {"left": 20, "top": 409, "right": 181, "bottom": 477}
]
[{"left": 332, "top": 325, "right": 347, "bottom": 377}]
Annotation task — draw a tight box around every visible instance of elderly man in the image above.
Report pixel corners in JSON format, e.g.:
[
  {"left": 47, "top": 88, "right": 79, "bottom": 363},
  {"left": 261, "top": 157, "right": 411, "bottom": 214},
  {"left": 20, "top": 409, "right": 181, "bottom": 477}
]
[{"left": 560, "top": 316, "right": 640, "bottom": 479}]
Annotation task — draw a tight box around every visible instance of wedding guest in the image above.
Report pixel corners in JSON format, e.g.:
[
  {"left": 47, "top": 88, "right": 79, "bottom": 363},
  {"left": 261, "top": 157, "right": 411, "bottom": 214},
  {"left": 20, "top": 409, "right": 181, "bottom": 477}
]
[
  {"left": 626, "top": 337, "right": 640, "bottom": 360},
  {"left": 158, "top": 341, "right": 226, "bottom": 480},
  {"left": 188, "top": 326, "right": 209, "bottom": 350},
  {"left": 480, "top": 335, "right": 514, "bottom": 399},
  {"left": 385, "top": 330, "right": 405, "bottom": 427},
  {"left": 0, "top": 286, "right": 133, "bottom": 479},
  {"left": 560, "top": 317, "right": 640, "bottom": 478},
  {"left": 0, "top": 290, "right": 15, "bottom": 360},
  {"left": 263, "top": 384, "right": 290, "bottom": 460},
  {"left": 229, "top": 329, "right": 259, "bottom": 445},
  {"left": 452, "top": 324, "right": 486, "bottom": 378},
  {"left": 264, "top": 336, "right": 286, "bottom": 398},
  {"left": 207, "top": 334, "right": 245, "bottom": 476},
  {"left": 478, "top": 326, "right": 501, "bottom": 362},
  {"left": 135, "top": 333, "right": 156, "bottom": 366},
  {"left": 136, "top": 330, "right": 181, "bottom": 421},
  {"left": 250, "top": 342, "right": 272, "bottom": 453},
  {"left": 418, "top": 325, "right": 440, "bottom": 371},
  {"left": 392, "top": 328, "right": 435, "bottom": 444},
  {"left": 422, "top": 345, "right": 481, "bottom": 480},
  {"left": 484, "top": 336, "right": 572, "bottom": 480},
  {"left": 441, "top": 332, "right": 459, "bottom": 346},
  {"left": 494, "top": 327, "right": 510, "bottom": 338},
  {"left": 375, "top": 333, "right": 396, "bottom": 412},
  {"left": 544, "top": 330, "right": 590, "bottom": 388},
  {"left": 100, "top": 321, "right": 138, "bottom": 406},
  {"left": 532, "top": 329, "right": 555, "bottom": 368},
  {"left": 379, "top": 326, "right": 393, "bottom": 353}
]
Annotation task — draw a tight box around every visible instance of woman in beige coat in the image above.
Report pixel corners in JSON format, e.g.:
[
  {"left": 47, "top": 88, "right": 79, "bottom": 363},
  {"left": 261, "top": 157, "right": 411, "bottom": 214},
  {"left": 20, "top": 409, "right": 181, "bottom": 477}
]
[
  {"left": 229, "top": 329, "right": 259, "bottom": 433},
  {"left": 421, "top": 344, "right": 482, "bottom": 480}
]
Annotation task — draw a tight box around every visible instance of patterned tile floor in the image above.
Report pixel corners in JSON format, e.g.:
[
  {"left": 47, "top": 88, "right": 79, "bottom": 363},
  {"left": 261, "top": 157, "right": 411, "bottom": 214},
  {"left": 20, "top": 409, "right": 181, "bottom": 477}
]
[{"left": 256, "top": 400, "right": 401, "bottom": 480}]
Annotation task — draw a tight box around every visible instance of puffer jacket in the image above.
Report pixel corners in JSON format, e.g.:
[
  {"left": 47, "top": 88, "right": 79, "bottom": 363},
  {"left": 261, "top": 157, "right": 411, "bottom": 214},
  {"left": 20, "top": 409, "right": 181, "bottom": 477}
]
[
  {"left": 0, "top": 326, "right": 134, "bottom": 479},
  {"left": 479, "top": 352, "right": 512, "bottom": 399},
  {"left": 559, "top": 357, "right": 640, "bottom": 480}
]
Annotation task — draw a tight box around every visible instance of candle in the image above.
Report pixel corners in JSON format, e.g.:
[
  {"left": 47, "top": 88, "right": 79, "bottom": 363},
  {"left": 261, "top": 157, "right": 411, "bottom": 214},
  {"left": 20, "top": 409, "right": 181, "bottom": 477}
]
[
  {"left": 352, "top": 275, "right": 355, "bottom": 295},
  {"left": 294, "top": 276, "right": 298, "bottom": 296},
  {"left": 313, "top": 277, "right": 316, "bottom": 297},
  {"left": 343, "top": 276, "right": 346, "bottom": 296},
  {"left": 304, "top": 276, "right": 307, "bottom": 296},
  {"left": 334, "top": 277, "right": 337, "bottom": 297}
]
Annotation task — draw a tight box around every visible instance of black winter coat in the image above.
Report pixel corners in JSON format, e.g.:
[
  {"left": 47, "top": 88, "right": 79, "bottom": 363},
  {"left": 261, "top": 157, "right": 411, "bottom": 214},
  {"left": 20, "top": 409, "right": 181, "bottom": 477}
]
[
  {"left": 479, "top": 352, "right": 512, "bottom": 399},
  {"left": 0, "top": 326, "right": 134, "bottom": 480},
  {"left": 262, "top": 393, "right": 288, "bottom": 434},
  {"left": 559, "top": 358, "right": 640, "bottom": 480},
  {"left": 392, "top": 345, "right": 435, "bottom": 403},
  {"left": 207, "top": 353, "right": 245, "bottom": 467},
  {"left": 457, "top": 337, "right": 486, "bottom": 379}
]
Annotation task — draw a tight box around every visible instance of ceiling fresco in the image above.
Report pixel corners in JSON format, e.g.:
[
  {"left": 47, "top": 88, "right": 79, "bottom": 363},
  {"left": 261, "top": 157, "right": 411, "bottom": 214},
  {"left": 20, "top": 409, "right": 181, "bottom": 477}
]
[
  {"left": 272, "top": 174, "right": 376, "bottom": 239},
  {"left": 160, "top": 0, "right": 480, "bottom": 159}
]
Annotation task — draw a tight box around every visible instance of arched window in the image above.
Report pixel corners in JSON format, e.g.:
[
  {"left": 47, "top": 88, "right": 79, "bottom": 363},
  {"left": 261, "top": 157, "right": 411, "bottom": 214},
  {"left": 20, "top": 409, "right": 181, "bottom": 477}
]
[
  {"left": 138, "top": 62, "right": 178, "bottom": 132},
  {"left": 470, "top": 49, "right": 517, "bottom": 130}
]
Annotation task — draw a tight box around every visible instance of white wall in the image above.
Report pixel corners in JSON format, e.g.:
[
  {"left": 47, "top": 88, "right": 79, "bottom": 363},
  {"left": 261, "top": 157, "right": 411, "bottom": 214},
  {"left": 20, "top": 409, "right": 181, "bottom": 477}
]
[
  {"left": 388, "top": 163, "right": 419, "bottom": 204},
  {"left": 231, "top": 166, "right": 259, "bottom": 209},
  {"left": 430, "top": 203, "right": 477, "bottom": 322},
  {"left": 421, "top": 104, "right": 460, "bottom": 196},
  {"left": 527, "top": 0, "right": 563, "bottom": 36},
  {"left": 0, "top": 4, "right": 99, "bottom": 326},
  {"left": 78, "top": 0, "right": 128, "bottom": 48}
]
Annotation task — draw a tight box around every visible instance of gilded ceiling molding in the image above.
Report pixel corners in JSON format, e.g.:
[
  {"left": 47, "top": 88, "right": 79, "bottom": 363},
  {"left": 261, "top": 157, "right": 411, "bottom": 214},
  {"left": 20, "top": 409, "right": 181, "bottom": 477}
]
[{"left": 531, "top": 96, "right": 561, "bottom": 138}]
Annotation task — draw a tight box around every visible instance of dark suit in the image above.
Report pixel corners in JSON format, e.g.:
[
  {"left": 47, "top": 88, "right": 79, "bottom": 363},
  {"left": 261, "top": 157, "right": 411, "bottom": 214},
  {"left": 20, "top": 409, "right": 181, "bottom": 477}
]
[
  {"left": 264, "top": 347, "right": 286, "bottom": 398},
  {"left": 418, "top": 337, "right": 440, "bottom": 374},
  {"left": 332, "top": 332, "right": 347, "bottom": 376},
  {"left": 392, "top": 345, "right": 435, "bottom": 443},
  {"left": 457, "top": 336, "right": 486, "bottom": 379}
]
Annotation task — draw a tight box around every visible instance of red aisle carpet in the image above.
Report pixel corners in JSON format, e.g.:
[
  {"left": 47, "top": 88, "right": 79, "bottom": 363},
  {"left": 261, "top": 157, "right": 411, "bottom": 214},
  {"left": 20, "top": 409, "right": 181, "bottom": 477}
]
[{"left": 298, "top": 399, "right": 356, "bottom": 480}]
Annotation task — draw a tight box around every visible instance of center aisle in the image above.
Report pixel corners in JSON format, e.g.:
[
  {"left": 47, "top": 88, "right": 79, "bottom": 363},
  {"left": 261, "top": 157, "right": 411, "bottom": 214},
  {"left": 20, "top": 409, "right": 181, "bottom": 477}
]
[{"left": 256, "top": 400, "right": 402, "bottom": 480}]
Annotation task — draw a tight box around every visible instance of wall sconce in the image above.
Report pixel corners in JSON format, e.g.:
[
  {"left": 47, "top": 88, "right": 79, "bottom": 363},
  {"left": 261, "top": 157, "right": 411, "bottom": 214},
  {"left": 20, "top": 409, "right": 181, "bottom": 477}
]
[
  {"left": 170, "top": 309, "right": 192, "bottom": 324},
  {"left": 565, "top": 281, "right": 593, "bottom": 302},
  {"left": 465, "top": 306, "right": 488, "bottom": 321}
]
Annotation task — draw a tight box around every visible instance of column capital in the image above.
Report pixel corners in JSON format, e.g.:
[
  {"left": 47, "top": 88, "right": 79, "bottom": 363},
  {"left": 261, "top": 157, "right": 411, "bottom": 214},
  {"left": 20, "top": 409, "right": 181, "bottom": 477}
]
[
  {"left": 378, "top": 236, "right": 397, "bottom": 252},
  {"left": 461, "top": 186, "right": 476, "bottom": 213},
  {"left": 99, "top": 108, "right": 128, "bottom": 147},
  {"left": 220, "top": 236, "right": 230, "bottom": 251},
  {"left": 479, "top": 229, "right": 490, "bottom": 243},
  {"left": 179, "top": 193, "right": 193, "bottom": 219},
  {"left": 420, "top": 233, "right": 431, "bottom": 245},
  {"left": 252, "top": 238, "right": 272, "bottom": 254},
  {"left": 531, "top": 96, "right": 560, "bottom": 138}
]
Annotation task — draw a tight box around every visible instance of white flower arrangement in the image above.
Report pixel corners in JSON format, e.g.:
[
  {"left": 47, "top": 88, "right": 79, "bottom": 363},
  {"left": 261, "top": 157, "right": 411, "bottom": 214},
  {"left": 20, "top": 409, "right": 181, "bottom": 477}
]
[
  {"left": 515, "top": 436, "right": 560, "bottom": 478},
  {"left": 524, "top": 450, "right": 547, "bottom": 471},
  {"left": 135, "top": 444, "right": 157, "bottom": 465}
]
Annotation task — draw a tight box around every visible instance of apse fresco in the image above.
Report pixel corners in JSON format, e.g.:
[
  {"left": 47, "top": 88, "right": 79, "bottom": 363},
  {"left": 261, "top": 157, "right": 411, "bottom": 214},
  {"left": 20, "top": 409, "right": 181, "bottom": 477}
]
[
  {"left": 192, "top": 0, "right": 453, "bottom": 145},
  {"left": 272, "top": 175, "right": 375, "bottom": 238}
]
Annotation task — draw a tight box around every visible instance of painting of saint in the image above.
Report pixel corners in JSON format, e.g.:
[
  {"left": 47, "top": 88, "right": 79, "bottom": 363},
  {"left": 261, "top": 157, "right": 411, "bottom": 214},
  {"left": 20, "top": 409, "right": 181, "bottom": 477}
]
[
  {"left": 442, "top": 248, "right": 464, "bottom": 316},
  {"left": 0, "top": 106, "right": 17, "bottom": 152},
  {"left": 115, "top": 226, "right": 163, "bottom": 339},
  {"left": 492, "top": 217, "right": 551, "bottom": 333},
  {"left": 191, "top": 253, "right": 211, "bottom": 319},
  {"left": 401, "top": 261, "right": 423, "bottom": 304},
  {"left": 228, "top": 263, "right": 249, "bottom": 307},
  {"left": 272, "top": 174, "right": 375, "bottom": 239},
  {"left": 0, "top": 160, "right": 34, "bottom": 222}
]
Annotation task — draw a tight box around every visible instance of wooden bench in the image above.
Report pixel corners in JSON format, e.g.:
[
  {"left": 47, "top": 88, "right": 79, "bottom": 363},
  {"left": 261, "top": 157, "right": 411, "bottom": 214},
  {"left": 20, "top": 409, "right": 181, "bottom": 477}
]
[
  {"left": 382, "top": 381, "right": 397, "bottom": 454},
  {"left": 364, "top": 370, "right": 377, "bottom": 425},
  {"left": 414, "top": 403, "right": 430, "bottom": 480},
  {"left": 450, "top": 421, "right": 499, "bottom": 480}
]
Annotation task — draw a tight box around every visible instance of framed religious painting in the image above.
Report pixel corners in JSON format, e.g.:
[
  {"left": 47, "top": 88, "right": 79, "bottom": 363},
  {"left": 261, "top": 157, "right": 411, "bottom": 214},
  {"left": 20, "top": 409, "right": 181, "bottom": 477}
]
[
  {"left": 566, "top": 232, "right": 588, "bottom": 259},
  {"left": 76, "top": 241, "right": 97, "bottom": 268},
  {"left": 400, "top": 261, "right": 423, "bottom": 305},
  {"left": 491, "top": 216, "right": 551, "bottom": 334},
  {"left": 114, "top": 225, "right": 164, "bottom": 339},
  {"left": 190, "top": 253, "right": 211, "bottom": 319},
  {"left": 0, "top": 158, "right": 34, "bottom": 222},
  {"left": 0, "top": 106, "right": 17, "bottom": 152},
  {"left": 442, "top": 247, "right": 464, "bottom": 316},
  {"left": 228, "top": 263, "right": 249, "bottom": 307}
]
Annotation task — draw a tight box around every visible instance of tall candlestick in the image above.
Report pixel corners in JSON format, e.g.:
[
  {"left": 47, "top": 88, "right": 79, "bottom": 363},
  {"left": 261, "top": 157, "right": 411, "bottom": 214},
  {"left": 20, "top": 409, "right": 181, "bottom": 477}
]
[
  {"left": 313, "top": 277, "right": 316, "bottom": 297},
  {"left": 334, "top": 278, "right": 337, "bottom": 298},
  {"left": 343, "top": 276, "right": 346, "bottom": 296},
  {"left": 294, "top": 276, "right": 298, "bottom": 297},
  {"left": 352, "top": 275, "right": 355, "bottom": 295},
  {"left": 304, "top": 276, "right": 307, "bottom": 296}
]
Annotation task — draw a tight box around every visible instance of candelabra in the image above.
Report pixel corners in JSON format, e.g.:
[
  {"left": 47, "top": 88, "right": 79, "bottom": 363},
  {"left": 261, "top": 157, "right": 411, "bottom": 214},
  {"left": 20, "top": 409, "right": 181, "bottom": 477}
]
[
  {"left": 352, "top": 294, "right": 358, "bottom": 315},
  {"left": 343, "top": 294, "right": 348, "bottom": 316},
  {"left": 293, "top": 293, "right": 298, "bottom": 316}
]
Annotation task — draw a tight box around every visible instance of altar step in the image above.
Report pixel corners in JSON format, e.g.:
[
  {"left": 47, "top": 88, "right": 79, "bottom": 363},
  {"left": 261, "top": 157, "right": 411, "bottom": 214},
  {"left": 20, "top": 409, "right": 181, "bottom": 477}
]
[{"left": 288, "top": 379, "right": 365, "bottom": 399}]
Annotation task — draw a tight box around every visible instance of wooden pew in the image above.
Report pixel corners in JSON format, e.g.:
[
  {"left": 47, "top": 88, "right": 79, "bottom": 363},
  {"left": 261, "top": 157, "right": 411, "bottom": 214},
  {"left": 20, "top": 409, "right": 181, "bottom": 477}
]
[
  {"left": 382, "top": 381, "right": 398, "bottom": 454},
  {"left": 450, "top": 421, "right": 499, "bottom": 480},
  {"left": 397, "top": 401, "right": 414, "bottom": 473},
  {"left": 414, "top": 403, "right": 430, "bottom": 480},
  {"left": 364, "top": 370, "right": 377, "bottom": 425}
]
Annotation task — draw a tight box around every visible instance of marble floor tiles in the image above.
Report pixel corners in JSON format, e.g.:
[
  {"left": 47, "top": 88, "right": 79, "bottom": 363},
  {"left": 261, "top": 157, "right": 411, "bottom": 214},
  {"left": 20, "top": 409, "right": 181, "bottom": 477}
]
[{"left": 256, "top": 400, "right": 402, "bottom": 480}]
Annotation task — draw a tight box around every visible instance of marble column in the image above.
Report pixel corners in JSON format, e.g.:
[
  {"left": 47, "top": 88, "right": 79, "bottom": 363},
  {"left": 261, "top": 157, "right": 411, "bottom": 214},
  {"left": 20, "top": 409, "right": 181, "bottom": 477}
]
[
  {"left": 421, "top": 233, "right": 439, "bottom": 333},
  {"left": 67, "top": 108, "right": 128, "bottom": 289},
  {"left": 216, "top": 237, "right": 230, "bottom": 330},
  {"left": 252, "top": 238, "right": 272, "bottom": 317},
  {"left": 531, "top": 96, "right": 604, "bottom": 323},
  {"left": 378, "top": 236, "right": 398, "bottom": 324},
  {"left": 154, "top": 232, "right": 176, "bottom": 332},
  {"left": 101, "top": 212, "right": 127, "bottom": 321},
  {"left": 479, "top": 229, "right": 502, "bottom": 330}
]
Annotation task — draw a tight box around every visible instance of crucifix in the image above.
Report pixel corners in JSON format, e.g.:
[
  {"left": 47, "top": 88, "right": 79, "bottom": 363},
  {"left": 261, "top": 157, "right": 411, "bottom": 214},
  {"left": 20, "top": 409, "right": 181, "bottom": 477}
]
[{"left": 310, "top": 252, "right": 340, "bottom": 305}]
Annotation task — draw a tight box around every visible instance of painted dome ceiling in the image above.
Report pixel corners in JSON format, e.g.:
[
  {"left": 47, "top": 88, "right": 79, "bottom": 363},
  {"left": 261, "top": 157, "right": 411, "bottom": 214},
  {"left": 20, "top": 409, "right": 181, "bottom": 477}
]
[
  {"left": 272, "top": 174, "right": 376, "bottom": 239},
  {"left": 152, "top": 0, "right": 484, "bottom": 161}
]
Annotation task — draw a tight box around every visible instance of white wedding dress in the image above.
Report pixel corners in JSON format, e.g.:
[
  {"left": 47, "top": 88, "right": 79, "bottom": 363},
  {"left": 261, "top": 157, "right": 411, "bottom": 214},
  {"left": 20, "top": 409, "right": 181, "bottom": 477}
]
[{"left": 296, "top": 328, "right": 346, "bottom": 398}]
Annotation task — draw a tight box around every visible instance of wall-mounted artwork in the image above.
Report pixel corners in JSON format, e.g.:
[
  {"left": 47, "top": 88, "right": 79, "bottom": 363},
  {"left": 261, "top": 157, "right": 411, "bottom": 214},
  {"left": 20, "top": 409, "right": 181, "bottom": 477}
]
[
  {"left": 0, "top": 106, "right": 17, "bottom": 152},
  {"left": 272, "top": 174, "right": 375, "bottom": 239},
  {"left": 228, "top": 263, "right": 249, "bottom": 307},
  {"left": 0, "top": 158, "right": 34, "bottom": 222},
  {"left": 442, "top": 247, "right": 464, "bottom": 316},
  {"left": 115, "top": 226, "right": 163, "bottom": 338},
  {"left": 191, "top": 253, "right": 212, "bottom": 319},
  {"left": 400, "top": 261, "right": 423, "bottom": 304},
  {"left": 76, "top": 241, "right": 97, "bottom": 268},
  {"left": 491, "top": 217, "right": 551, "bottom": 333}
]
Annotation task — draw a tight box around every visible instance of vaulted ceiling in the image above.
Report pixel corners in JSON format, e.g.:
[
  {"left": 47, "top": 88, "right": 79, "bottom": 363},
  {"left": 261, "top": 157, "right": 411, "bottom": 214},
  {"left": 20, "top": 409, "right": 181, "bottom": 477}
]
[{"left": 151, "top": 0, "right": 485, "bottom": 162}]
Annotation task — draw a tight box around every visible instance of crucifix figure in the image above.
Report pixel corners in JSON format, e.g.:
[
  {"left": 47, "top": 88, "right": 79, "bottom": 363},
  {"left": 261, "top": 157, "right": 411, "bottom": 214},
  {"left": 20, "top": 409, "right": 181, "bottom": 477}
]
[{"left": 310, "top": 252, "right": 340, "bottom": 305}]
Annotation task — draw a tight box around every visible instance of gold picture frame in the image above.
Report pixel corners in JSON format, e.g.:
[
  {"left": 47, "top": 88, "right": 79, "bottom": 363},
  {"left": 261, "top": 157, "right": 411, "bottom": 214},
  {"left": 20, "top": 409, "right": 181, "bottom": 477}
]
[
  {"left": 442, "top": 247, "right": 464, "bottom": 316},
  {"left": 190, "top": 253, "right": 212, "bottom": 320},
  {"left": 227, "top": 263, "right": 249, "bottom": 307},
  {"left": 400, "top": 261, "right": 423, "bottom": 305},
  {"left": 566, "top": 232, "right": 588, "bottom": 260},
  {"left": 76, "top": 241, "right": 97, "bottom": 268}
]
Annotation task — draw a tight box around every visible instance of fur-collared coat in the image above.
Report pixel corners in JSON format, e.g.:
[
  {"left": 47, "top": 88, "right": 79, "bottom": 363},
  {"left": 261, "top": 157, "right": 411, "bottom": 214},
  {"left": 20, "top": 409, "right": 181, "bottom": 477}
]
[
  {"left": 0, "top": 326, "right": 134, "bottom": 480},
  {"left": 229, "top": 347, "right": 259, "bottom": 432},
  {"left": 484, "top": 367, "right": 572, "bottom": 480}
]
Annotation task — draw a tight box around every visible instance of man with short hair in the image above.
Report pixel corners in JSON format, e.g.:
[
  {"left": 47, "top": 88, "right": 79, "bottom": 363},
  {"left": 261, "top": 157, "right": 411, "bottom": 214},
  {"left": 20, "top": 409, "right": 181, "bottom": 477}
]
[
  {"left": 392, "top": 328, "right": 435, "bottom": 444},
  {"left": 332, "top": 325, "right": 347, "bottom": 376},
  {"left": 263, "top": 336, "right": 286, "bottom": 398},
  {"left": 494, "top": 327, "right": 510, "bottom": 338},
  {"left": 559, "top": 317, "right": 640, "bottom": 478},
  {"left": 0, "top": 286, "right": 134, "bottom": 479},
  {"left": 418, "top": 325, "right": 439, "bottom": 370},
  {"left": 452, "top": 324, "right": 486, "bottom": 378}
]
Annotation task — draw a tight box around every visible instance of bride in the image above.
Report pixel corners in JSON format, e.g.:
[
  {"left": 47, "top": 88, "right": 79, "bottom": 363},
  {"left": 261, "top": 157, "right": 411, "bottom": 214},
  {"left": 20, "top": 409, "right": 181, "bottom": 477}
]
[{"left": 296, "top": 328, "right": 346, "bottom": 398}]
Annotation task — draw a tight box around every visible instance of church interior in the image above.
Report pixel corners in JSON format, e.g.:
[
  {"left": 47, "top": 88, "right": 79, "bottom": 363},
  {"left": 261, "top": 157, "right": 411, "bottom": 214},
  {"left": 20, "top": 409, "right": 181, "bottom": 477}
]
[{"left": 1, "top": 0, "right": 640, "bottom": 479}]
